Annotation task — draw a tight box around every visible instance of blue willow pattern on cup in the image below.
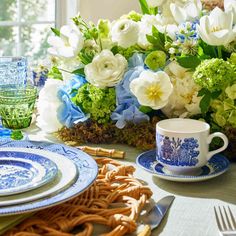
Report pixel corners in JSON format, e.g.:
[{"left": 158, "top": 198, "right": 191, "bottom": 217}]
[
  {"left": 0, "top": 57, "right": 27, "bottom": 85},
  {"left": 0, "top": 85, "right": 37, "bottom": 129},
  {"left": 157, "top": 134, "right": 200, "bottom": 167},
  {"left": 0, "top": 160, "right": 35, "bottom": 190}
]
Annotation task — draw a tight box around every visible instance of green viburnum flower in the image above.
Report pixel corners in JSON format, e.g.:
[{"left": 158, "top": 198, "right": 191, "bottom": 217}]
[
  {"left": 193, "top": 58, "right": 236, "bottom": 92},
  {"left": 98, "top": 19, "right": 110, "bottom": 38},
  {"left": 121, "top": 11, "right": 142, "bottom": 22},
  {"left": 73, "top": 83, "right": 116, "bottom": 124},
  {"left": 145, "top": 51, "right": 166, "bottom": 71}
]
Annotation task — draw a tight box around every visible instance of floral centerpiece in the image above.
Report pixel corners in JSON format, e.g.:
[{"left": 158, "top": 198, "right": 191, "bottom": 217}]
[{"left": 37, "top": 0, "right": 236, "bottom": 160}]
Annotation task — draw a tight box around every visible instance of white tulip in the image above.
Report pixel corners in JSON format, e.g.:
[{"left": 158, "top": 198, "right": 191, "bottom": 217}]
[
  {"left": 48, "top": 25, "right": 84, "bottom": 58},
  {"left": 37, "top": 79, "right": 63, "bottom": 133},
  {"left": 146, "top": 0, "right": 165, "bottom": 7},
  {"left": 84, "top": 50, "right": 128, "bottom": 88},
  {"left": 111, "top": 19, "right": 139, "bottom": 48},
  {"left": 170, "top": 0, "right": 202, "bottom": 24},
  {"left": 224, "top": 0, "right": 236, "bottom": 24},
  {"left": 197, "top": 7, "right": 236, "bottom": 46},
  {"left": 130, "top": 70, "right": 173, "bottom": 110}
]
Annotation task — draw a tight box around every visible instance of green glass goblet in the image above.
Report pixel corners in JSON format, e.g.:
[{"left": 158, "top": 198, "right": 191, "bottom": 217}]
[{"left": 0, "top": 85, "right": 38, "bottom": 140}]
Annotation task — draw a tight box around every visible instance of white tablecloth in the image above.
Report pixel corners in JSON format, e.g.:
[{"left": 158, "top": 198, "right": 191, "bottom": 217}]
[{"left": 26, "top": 127, "right": 236, "bottom": 236}]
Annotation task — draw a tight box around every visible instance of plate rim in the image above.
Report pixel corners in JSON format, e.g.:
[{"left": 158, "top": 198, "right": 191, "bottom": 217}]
[
  {"left": 136, "top": 149, "right": 230, "bottom": 182},
  {"left": 0, "top": 141, "right": 98, "bottom": 215},
  {"left": 0, "top": 150, "right": 58, "bottom": 196}
]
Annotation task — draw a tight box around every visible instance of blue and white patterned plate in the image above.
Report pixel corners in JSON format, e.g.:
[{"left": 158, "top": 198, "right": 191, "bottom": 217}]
[
  {"left": 0, "top": 150, "right": 58, "bottom": 196},
  {"left": 136, "top": 150, "right": 230, "bottom": 182},
  {"left": 0, "top": 141, "right": 98, "bottom": 215}
]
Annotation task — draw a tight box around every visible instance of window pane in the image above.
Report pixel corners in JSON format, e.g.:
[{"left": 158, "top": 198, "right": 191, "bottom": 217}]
[
  {"left": 21, "top": 0, "right": 55, "bottom": 22},
  {"left": 0, "top": 0, "right": 17, "bottom": 22},
  {"left": 21, "top": 24, "right": 53, "bottom": 61},
  {"left": 0, "top": 26, "right": 18, "bottom": 56}
]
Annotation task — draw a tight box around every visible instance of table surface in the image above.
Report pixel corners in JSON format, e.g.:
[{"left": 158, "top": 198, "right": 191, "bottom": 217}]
[{"left": 11, "top": 127, "right": 236, "bottom": 236}]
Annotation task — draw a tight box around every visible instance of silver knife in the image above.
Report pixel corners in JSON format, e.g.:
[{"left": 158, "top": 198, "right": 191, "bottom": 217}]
[{"left": 140, "top": 195, "right": 175, "bottom": 230}]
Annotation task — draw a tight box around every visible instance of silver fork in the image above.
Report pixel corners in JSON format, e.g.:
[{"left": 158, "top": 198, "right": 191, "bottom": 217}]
[{"left": 214, "top": 206, "right": 236, "bottom": 236}]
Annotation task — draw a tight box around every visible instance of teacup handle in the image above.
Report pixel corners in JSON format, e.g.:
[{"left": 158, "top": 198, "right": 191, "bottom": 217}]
[{"left": 207, "top": 132, "right": 228, "bottom": 160}]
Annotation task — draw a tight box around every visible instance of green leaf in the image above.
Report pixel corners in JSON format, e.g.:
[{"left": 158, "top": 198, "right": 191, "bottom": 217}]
[
  {"left": 198, "top": 88, "right": 208, "bottom": 97},
  {"left": 139, "top": 106, "right": 153, "bottom": 114},
  {"left": 138, "top": 0, "right": 150, "bottom": 14},
  {"left": 149, "top": 7, "right": 158, "bottom": 15},
  {"left": 211, "top": 90, "right": 222, "bottom": 99},
  {"left": 72, "top": 68, "right": 85, "bottom": 76},
  {"left": 177, "top": 56, "right": 201, "bottom": 69},
  {"left": 200, "top": 93, "right": 211, "bottom": 113},
  {"left": 146, "top": 35, "right": 158, "bottom": 44},
  {"left": 51, "top": 27, "right": 60, "bottom": 36},
  {"left": 48, "top": 66, "right": 63, "bottom": 80}
]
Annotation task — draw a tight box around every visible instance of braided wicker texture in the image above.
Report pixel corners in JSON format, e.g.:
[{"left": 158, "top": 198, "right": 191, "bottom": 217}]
[{"left": 4, "top": 158, "right": 153, "bottom": 236}]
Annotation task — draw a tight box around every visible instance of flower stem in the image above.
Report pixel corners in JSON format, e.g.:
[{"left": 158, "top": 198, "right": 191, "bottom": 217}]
[{"left": 217, "top": 46, "right": 222, "bottom": 58}]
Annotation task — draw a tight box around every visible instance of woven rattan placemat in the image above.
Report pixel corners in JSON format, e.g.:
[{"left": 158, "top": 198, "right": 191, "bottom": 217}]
[{"left": 4, "top": 158, "right": 153, "bottom": 236}]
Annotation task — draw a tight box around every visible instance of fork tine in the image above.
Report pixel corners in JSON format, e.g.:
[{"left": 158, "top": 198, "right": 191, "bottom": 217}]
[
  {"left": 218, "top": 206, "right": 228, "bottom": 230},
  {"left": 223, "top": 206, "right": 233, "bottom": 230},
  {"left": 228, "top": 207, "right": 236, "bottom": 230},
  {"left": 214, "top": 206, "right": 224, "bottom": 231}
]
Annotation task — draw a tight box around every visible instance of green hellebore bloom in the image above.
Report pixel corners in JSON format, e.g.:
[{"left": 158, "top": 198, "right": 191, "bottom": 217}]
[{"left": 145, "top": 51, "right": 166, "bottom": 71}]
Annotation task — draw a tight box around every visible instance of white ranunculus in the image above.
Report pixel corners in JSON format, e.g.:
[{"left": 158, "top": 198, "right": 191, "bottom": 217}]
[
  {"left": 146, "top": 0, "right": 165, "bottom": 7},
  {"left": 84, "top": 50, "right": 128, "bottom": 88},
  {"left": 197, "top": 7, "right": 236, "bottom": 46},
  {"left": 130, "top": 70, "right": 173, "bottom": 110},
  {"left": 36, "top": 79, "right": 63, "bottom": 133},
  {"left": 47, "top": 25, "right": 84, "bottom": 58},
  {"left": 224, "top": 0, "right": 236, "bottom": 24},
  {"left": 170, "top": 0, "right": 202, "bottom": 24},
  {"left": 111, "top": 19, "right": 139, "bottom": 48},
  {"left": 162, "top": 61, "right": 201, "bottom": 118}
]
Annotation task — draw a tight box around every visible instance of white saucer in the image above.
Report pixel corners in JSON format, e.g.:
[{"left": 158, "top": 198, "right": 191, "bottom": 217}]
[{"left": 136, "top": 150, "right": 230, "bottom": 182}]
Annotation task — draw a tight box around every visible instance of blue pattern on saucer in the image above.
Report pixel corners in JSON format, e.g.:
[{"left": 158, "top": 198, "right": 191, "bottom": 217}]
[
  {"left": 136, "top": 150, "right": 230, "bottom": 182},
  {"left": 0, "top": 151, "right": 58, "bottom": 196},
  {"left": 0, "top": 141, "right": 98, "bottom": 215}
]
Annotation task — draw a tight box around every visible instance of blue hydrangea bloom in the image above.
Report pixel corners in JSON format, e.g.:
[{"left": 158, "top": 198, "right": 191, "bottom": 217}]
[
  {"left": 63, "top": 74, "right": 87, "bottom": 98},
  {"left": 57, "top": 75, "right": 89, "bottom": 128},
  {"left": 111, "top": 53, "right": 150, "bottom": 128}
]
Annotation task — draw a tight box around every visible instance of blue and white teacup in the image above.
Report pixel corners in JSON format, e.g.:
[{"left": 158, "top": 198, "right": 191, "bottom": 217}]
[{"left": 156, "top": 118, "right": 229, "bottom": 175}]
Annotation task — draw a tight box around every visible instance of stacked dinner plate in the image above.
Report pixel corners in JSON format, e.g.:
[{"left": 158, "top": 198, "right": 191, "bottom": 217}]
[{"left": 0, "top": 140, "right": 98, "bottom": 216}]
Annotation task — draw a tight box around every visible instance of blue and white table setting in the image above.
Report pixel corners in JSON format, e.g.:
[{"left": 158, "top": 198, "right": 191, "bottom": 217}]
[{"left": 0, "top": 140, "right": 98, "bottom": 216}]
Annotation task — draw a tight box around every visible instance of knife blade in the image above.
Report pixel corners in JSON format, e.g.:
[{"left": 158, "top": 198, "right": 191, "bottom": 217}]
[{"left": 140, "top": 195, "right": 175, "bottom": 230}]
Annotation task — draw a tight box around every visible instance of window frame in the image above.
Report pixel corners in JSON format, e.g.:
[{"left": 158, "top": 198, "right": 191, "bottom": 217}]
[{"left": 0, "top": 0, "right": 79, "bottom": 57}]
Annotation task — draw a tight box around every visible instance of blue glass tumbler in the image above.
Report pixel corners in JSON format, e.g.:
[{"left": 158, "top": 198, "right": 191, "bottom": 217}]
[{"left": 0, "top": 57, "right": 27, "bottom": 85}]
